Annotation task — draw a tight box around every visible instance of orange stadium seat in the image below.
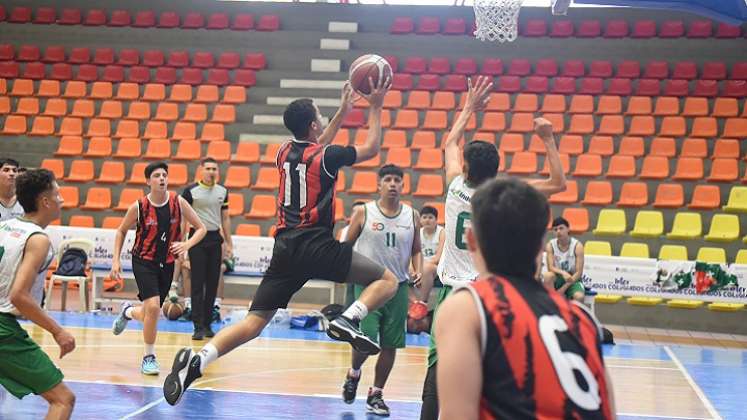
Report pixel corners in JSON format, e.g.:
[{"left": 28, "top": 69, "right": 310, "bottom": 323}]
[
  {"left": 649, "top": 137, "right": 676, "bottom": 157},
  {"left": 562, "top": 208, "right": 589, "bottom": 233},
  {"left": 41, "top": 98, "right": 66, "bottom": 117},
  {"left": 167, "top": 164, "right": 188, "bottom": 187},
  {"left": 411, "top": 131, "right": 436, "bottom": 149},
  {"left": 382, "top": 130, "right": 407, "bottom": 149},
  {"left": 480, "top": 112, "right": 506, "bottom": 132},
  {"left": 114, "top": 120, "right": 140, "bottom": 138},
  {"left": 16, "top": 97, "right": 39, "bottom": 115},
  {"left": 254, "top": 167, "right": 279, "bottom": 190},
  {"left": 689, "top": 184, "right": 721, "bottom": 209},
  {"left": 713, "top": 139, "right": 740, "bottom": 159},
  {"left": 508, "top": 113, "right": 534, "bottom": 133},
  {"left": 422, "top": 111, "right": 447, "bottom": 130},
  {"left": 606, "top": 155, "right": 636, "bottom": 178},
  {"left": 70, "top": 99, "right": 94, "bottom": 118},
  {"left": 90, "top": 82, "right": 113, "bottom": 99},
  {"left": 707, "top": 158, "right": 738, "bottom": 182},
  {"left": 627, "top": 116, "right": 655, "bottom": 136},
  {"left": 653, "top": 96, "right": 679, "bottom": 116},
  {"left": 568, "top": 114, "right": 594, "bottom": 134},
  {"left": 625, "top": 96, "right": 652, "bottom": 115},
  {"left": 513, "top": 94, "right": 538, "bottom": 112},
  {"left": 414, "top": 148, "right": 443, "bottom": 170},
  {"left": 126, "top": 101, "right": 151, "bottom": 120},
  {"left": 62, "top": 81, "right": 86, "bottom": 98},
  {"left": 431, "top": 91, "right": 454, "bottom": 110},
  {"left": 596, "top": 95, "right": 622, "bottom": 114},
  {"left": 581, "top": 181, "right": 613, "bottom": 205},
  {"left": 653, "top": 183, "right": 684, "bottom": 208},
  {"left": 558, "top": 135, "right": 584, "bottom": 155},
  {"left": 261, "top": 144, "right": 281, "bottom": 164},
  {"left": 587, "top": 136, "right": 614, "bottom": 156},
  {"left": 172, "top": 122, "right": 197, "bottom": 141},
  {"left": 235, "top": 224, "right": 261, "bottom": 237},
  {"left": 672, "top": 157, "right": 704, "bottom": 180},
  {"left": 497, "top": 133, "right": 523, "bottom": 153},
  {"left": 617, "top": 136, "right": 644, "bottom": 157},
  {"left": 41, "top": 159, "right": 65, "bottom": 179},
  {"left": 174, "top": 140, "right": 201, "bottom": 161},
  {"left": 0, "top": 97, "right": 10, "bottom": 114},
  {"left": 406, "top": 91, "right": 430, "bottom": 109},
  {"left": 101, "top": 216, "right": 124, "bottom": 229},
  {"left": 143, "top": 121, "right": 167, "bottom": 139},
  {"left": 226, "top": 193, "right": 244, "bottom": 216},
  {"left": 200, "top": 123, "right": 225, "bottom": 142},
  {"left": 116, "top": 83, "right": 140, "bottom": 101},
  {"left": 81, "top": 187, "right": 112, "bottom": 210},
  {"left": 549, "top": 180, "right": 578, "bottom": 204},
  {"left": 690, "top": 117, "right": 718, "bottom": 138},
  {"left": 681, "top": 138, "right": 707, "bottom": 158},
  {"left": 206, "top": 141, "right": 231, "bottom": 161},
  {"left": 1, "top": 115, "right": 26, "bottom": 135},
  {"left": 211, "top": 104, "right": 235, "bottom": 123},
  {"left": 115, "top": 188, "right": 143, "bottom": 210},
  {"left": 659, "top": 116, "right": 686, "bottom": 137},
  {"left": 348, "top": 172, "right": 378, "bottom": 194},
  {"left": 169, "top": 84, "right": 193, "bottom": 102},
  {"left": 10, "top": 79, "right": 33, "bottom": 97},
  {"left": 114, "top": 138, "right": 142, "bottom": 158},
  {"left": 66, "top": 160, "right": 94, "bottom": 182},
  {"left": 154, "top": 103, "right": 179, "bottom": 121},
  {"left": 29, "top": 117, "right": 54, "bottom": 136},
  {"left": 222, "top": 86, "right": 246, "bottom": 104},
  {"left": 354, "top": 154, "right": 380, "bottom": 169},
  {"left": 682, "top": 97, "right": 709, "bottom": 116},
  {"left": 245, "top": 194, "right": 276, "bottom": 219},
  {"left": 59, "top": 186, "right": 79, "bottom": 208},
  {"left": 86, "top": 119, "right": 111, "bottom": 138},
  {"left": 569, "top": 95, "right": 594, "bottom": 113},
  {"left": 37, "top": 80, "right": 60, "bottom": 98},
  {"left": 413, "top": 174, "right": 444, "bottom": 197},
  {"left": 617, "top": 182, "right": 649, "bottom": 207},
  {"left": 56, "top": 136, "right": 83, "bottom": 156},
  {"left": 97, "top": 161, "right": 125, "bottom": 184},
  {"left": 195, "top": 85, "right": 220, "bottom": 103},
  {"left": 142, "top": 84, "right": 166, "bottom": 102},
  {"left": 85, "top": 136, "right": 112, "bottom": 157},
  {"left": 572, "top": 154, "right": 602, "bottom": 177},
  {"left": 99, "top": 100, "right": 123, "bottom": 119},
  {"left": 233, "top": 142, "right": 260, "bottom": 164},
  {"left": 639, "top": 156, "right": 669, "bottom": 179},
  {"left": 69, "top": 215, "right": 94, "bottom": 228},
  {"left": 385, "top": 147, "right": 412, "bottom": 167},
  {"left": 183, "top": 103, "right": 208, "bottom": 122},
  {"left": 224, "top": 166, "right": 251, "bottom": 189},
  {"left": 541, "top": 94, "right": 566, "bottom": 113},
  {"left": 712, "top": 98, "right": 738, "bottom": 117},
  {"left": 539, "top": 153, "right": 570, "bottom": 175},
  {"left": 507, "top": 152, "right": 538, "bottom": 174},
  {"left": 144, "top": 139, "right": 171, "bottom": 159}
]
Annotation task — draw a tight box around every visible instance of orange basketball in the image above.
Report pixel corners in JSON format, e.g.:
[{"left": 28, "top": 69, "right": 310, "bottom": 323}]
[
  {"left": 349, "top": 54, "right": 392, "bottom": 95},
  {"left": 162, "top": 300, "right": 184, "bottom": 321}
]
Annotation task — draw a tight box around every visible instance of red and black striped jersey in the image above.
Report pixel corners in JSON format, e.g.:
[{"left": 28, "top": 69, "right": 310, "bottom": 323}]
[
  {"left": 275, "top": 140, "right": 356, "bottom": 234},
  {"left": 132, "top": 192, "right": 182, "bottom": 264},
  {"left": 465, "top": 275, "right": 612, "bottom": 420}
]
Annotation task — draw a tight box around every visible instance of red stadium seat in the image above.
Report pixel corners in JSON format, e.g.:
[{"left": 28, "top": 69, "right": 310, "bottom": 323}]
[
  {"left": 731, "top": 62, "right": 747, "bottom": 80},
  {"left": 481, "top": 58, "right": 503, "bottom": 76},
  {"left": 524, "top": 76, "right": 548, "bottom": 93},
  {"left": 604, "top": 20, "right": 628, "bottom": 38},
  {"left": 84, "top": 9, "right": 107, "bottom": 26},
  {"left": 391, "top": 17, "right": 414, "bottom": 34},
  {"left": 257, "top": 15, "right": 280, "bottom": 31},
  {"left": 17, "top": 45, "right": 40, "bottom": 62},
  {"left": 109, "top": 10, "right": 131, "bottom": 27},
  {"left": 404, "top": 57, "right": 427, "bottom": 74},
  {"left": 0, "top": 62, "right": 19, "bottom": 78},
  {"left": 428, "top": 57, "right": 450, "bottom": 74},
  {"left": 143, "top": 50, "right": 165, "bottom": 67},
  {"left": 687, "top": 20, "right": 712, "bottom": 38},
  {"left": 233, "top": 69, "right": 256, "bottom": 87},
  {"left": 454, "top": 58, "right": 477, "bottom": 75},
  {"left": 34, "top": 7, "right": 56, "bottom": 24},
  {"left": 132, "top": 10, "right": 156, "bottom": 28},
  {"left": 244, "top": 52, "right": 266, "bottom": 70},
  {"left": 43, "top": 46, "right": 66, "bottom": 63},
  {"left": 9, "top": 7, "right": 31, "bottom": 23},
  {"left": 577, "top": 20, "right": 601, "bottom": 38},
  {"left": 22, "top": 62, "right": 46, "bottom": 80},
  {"left": 102, "top": 65, "right": 124, "bottom": 82},
  {"left": 391, "top": 74, "right": 413, "bottom": 91},
  {"left": 182, "top": 12, "right": 205, "bottom": 29},
  {"left": 193, "top": 51, "right": 215, "bottom": 68},
  {"left": 644, "top": 61, "right": 669, "bottom": 79},
  {"left": 127, "top": 66, "right": 150, "bottom": 83},
  {"left": 58, "top": 8, "right": 82, "bottom": 25},
  {"left": 154, "top": 67, "right": 177, "bottom": 84},
  {"left": 579, "top": 78, "right": 603, "bottom": 95},
  {"left": 207, "top": 69, "right": 230, "bottom": 86},
  {"left": 693, "top": 80, "right": 718, "bottom": 97},
  {"left": 523, "top": 20, "right": 547, "bottom": 37},
  {"left": 606, "top": 78, "right": 632, "bottom": 96},
  {"left": 716, "top": 23, "right": 741, "bottom": 38},
  {"left": 723, "top": 80, "right": 747, "bottom": 97},
  {"left": 702, "top": 61, "right": 727, "bottom": 80},
  {"left": 508, "top": 59, "right": 531, "bottom": 77},
  {"left": 550, "top": 20, "right": 574, "bottom": 37},
  {"left": 551, "top": 77, "right": 576, "bottom": 95},
  {"left": 74, "top": 65, "right": 99, "bottom": 82},
  {"left": 158, "top": 11, "right": 180, "bottom": 28},
  {"left": 0, "top": 44, "right": 13, "bottom": 61},
  {"left": 117, "top": 49, "right": 140, "bottom": 66},
  {"left": 632, "top": 20, "right": 656, "bottom": 38},
  {"left": 535, "top": 59, "right": 558, "bottom": 77},
  {"left": 498, "top": 76, "right": 521, "bottom": 93},
  {"left": 589, "top": 60, "right": 613, "bottom": 78},
  {"left": 207, "top": 13, "right": 229, "bottom": 30},
  {"left": 69, "top": 47, "right": 91, "bottom": 64},
  {"left": 635, "top": 79, "right": 661, "bottom": 96},
  {"left": 561, "top": 60, "right": 585, "bottom": 77},
  {"left": 417, "top": 17, "right": 440, "bottom": 34},
  {"left": 443, "top": 75, "right": 467, "bottom": 92},
  {"left": 659, "top": 20, "right": 684, "bottom": 38},
  {"left": 218, "top": 52, "right": 241, "bottom": 69},
  {"left": 179, "top": 68, "right": 204, "bottom": 85},
  {"left": 50, "top": 63, "right": 72, "bottom": 80},
  {"left": 443, "top": 18, "right": 466, "bottom": 35},
  {"left": 616, "top": 60, "right": 641, "bottom": 79},
  {"left": 167, "top": 50, "right": 189, "bottom": 68},
  {"left": 93, "top": 48, "right": 115, "bottom": 65},
  {"left": 232, "top": 14, "right": 254, "bottom": 30},
  {"left": 673, "top": 61, "right": 697, "bottom": 80}
]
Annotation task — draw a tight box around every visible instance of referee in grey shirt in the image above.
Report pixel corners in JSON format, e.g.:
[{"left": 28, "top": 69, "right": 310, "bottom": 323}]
[{"left": 181, "top": 158, "right": 233, "bottom": 339}]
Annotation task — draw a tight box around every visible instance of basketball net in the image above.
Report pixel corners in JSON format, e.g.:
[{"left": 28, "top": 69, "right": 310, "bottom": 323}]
[{"left": 473, "top": 0, "right": 524, "bottom": 43}]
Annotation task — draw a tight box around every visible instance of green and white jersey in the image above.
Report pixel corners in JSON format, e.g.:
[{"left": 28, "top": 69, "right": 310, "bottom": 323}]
[
  {"left": 420, "top": 225, "right": 443, "bottom": 262},
  {"left": 550, "top": 237, "right": 579, "bottom": 274},
  {"left": 354, "top": 201, "right": 414, "bottom": 284},
  {"left": 0, "top": 199, "right": 24, "bottom": 222},
  {"left": 0, "top": 218, "right": 54, "bottom": 315},
  {"left": 438, "top": 175, "right": 478, "bottom": 286}
]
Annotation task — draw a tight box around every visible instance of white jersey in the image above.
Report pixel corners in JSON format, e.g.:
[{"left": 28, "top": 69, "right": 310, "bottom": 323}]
[
  {"left": 0, "top": 199, "right": 24, "bottom": 222},
  {"left": 0, "top": 218, "right": 54, "bottom": 315},
  {"left": 420, "top": 225, "right": 443, "bottom": 262},
  {"left": 550, "top": 238, "right": 579, "bottom": 274},
  {"left": 354, "top": 201, "right": 414, "bottom": 283},
  {"left": 438, "top": 175, "right": 478, "bottom": 286}
]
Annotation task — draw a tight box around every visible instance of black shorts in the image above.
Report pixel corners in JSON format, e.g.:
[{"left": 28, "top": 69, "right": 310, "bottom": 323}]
[
  {"left": 250, "top": 227, "right": 382, "bottom": 311},
  {"left": 132, "top": 257, "right": 175, "bottom": 305}
]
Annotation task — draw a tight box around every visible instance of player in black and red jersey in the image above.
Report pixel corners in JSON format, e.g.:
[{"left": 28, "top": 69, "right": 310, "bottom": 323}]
[
  {"left": 110, "top": 161, "right": 207, "bottom": 375},
  {"left": 435, "top": 178, "right": 616, "bottom": 420},
  {"left": 163, "top": 77, "right": 398, "bottom": 406}
]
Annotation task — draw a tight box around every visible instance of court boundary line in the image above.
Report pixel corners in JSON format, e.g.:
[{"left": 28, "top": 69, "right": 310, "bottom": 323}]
[{"left": 664, "top": 346, "right": 722, "bottom": 420}]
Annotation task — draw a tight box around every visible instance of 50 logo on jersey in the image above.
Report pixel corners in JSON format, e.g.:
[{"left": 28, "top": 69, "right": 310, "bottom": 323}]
[{"left": 371, "top": 222, "right": 385, "bottom": 231}]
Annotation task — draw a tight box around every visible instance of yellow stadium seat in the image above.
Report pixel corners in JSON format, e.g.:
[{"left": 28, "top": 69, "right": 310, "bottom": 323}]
[
  {"left": 707, "top": 302, "right": 745, "bottom": 312},
  {"left": 735, "top": 250, "right": 747, "bottom": 265},
  {"left": 658, "top": 245, "right": 689, "bottom": 261},
  {"left": 619, "top": 242, "right": 650, "bottom": 258},
  {"left": 595, "top": 294, "right": 623, "bottom": 303},
  {"left": 723, "top": 186, "right": 747, "bottom": 213},
  {"left": 704, "top": 214, "right": 740, "bottom": 242},
  {"left": 696, "top": 247, "right": 727, "bottom": 264},
  {"left": 627, "top": 297, "right": 662, "bottom": 306},
  {"left": 585, "top": 241, "right": 612, "bottom": 256},
  {"left": 666, "top": 300, "right": 703, "bottom": 309},
  {"left": 666, "top": 213, "right": 702, "bottom": 240},
  {"left": 630, "top": 210, "right": 664, "bottom": 238},
  {"left": 592, "top": 209, "right": 626, "bottom": 235}
]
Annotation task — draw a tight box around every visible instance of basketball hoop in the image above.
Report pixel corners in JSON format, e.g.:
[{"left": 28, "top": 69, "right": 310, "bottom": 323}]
[{"left": 473, "top": 0, "right": 524, "bottom": 43}]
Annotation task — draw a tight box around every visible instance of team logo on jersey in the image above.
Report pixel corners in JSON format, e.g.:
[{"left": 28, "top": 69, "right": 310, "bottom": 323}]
[{"left": 371, "top": 222, "right": 385, "bottom": 231}]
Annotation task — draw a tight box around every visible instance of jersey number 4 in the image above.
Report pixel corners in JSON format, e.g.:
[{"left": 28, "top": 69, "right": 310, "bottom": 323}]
[{"left": 282, "top": 162, "right": 307, "bottom": 208}]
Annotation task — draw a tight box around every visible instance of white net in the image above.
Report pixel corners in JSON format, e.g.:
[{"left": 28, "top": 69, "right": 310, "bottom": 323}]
[{"left": 473, "top": 0, "right": 524, "bottom": 43}]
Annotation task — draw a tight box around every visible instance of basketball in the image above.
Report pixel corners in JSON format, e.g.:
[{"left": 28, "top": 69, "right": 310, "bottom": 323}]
[
  {"left": 348, "top": 54, "right": 392, "bottom": 95},
  {"left": 163, "top": 299, "right": 184, "bottom": 321}
]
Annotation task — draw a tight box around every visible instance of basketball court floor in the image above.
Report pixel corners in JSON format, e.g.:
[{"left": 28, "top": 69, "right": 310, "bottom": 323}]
[{"left": 1, "top": 311, "right": 744, "bottom": 419}]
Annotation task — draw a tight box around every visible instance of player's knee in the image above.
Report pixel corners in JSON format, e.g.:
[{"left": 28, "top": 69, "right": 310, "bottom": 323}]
[
  {"left": 62, "top": 389, "right": 76, "bottom": 407},
  {"left": 46, "top": 384, "right": 75, "bottom": 407},
  {"left": 541, "top": 272, "right": 555, "bottom": 288},
  {"left": 143, "top": 300, "right": 160, "bottom": 317}
]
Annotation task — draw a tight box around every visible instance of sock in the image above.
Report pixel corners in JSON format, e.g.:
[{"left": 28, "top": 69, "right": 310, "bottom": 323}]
[
  {"left": 348, "top": 368, "right": 361, "bottom": 378},
  {"left": 342, "top": 301, "right": 369, "bottom": 321},
  {"left": 370, "top": 386, "right": 383, "bottom": 395},
  {"left": 214, "top": 298, "right": 222, "bottom": 307},
  {"left": 124, "top": 307, "right": 135, "bottom": 320},
  {"left": 197, "top": 343, "right": 219, "bottom": 373},
  {"left": 184, "top": 298, "right": 191, "bottom": 309},
  {"left": 144, "top": 343, "right": 155, "bottom": 357}
]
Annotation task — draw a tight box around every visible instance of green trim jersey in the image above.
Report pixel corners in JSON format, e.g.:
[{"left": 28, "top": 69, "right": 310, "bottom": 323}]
[
  {"left": 550, "top": 238, "right": 579, "bottom": 274},
  {"left": 0, "top": 219, "right": 54, "bottom": 315},
  {"left": 0, "top": 200, "right": 24, "bottom": 222},
  {"left": 420, "top": 225, "right": 443, "bottom": 262},
  {"left": 437, "top": 175, "right": 478, "bottom": 286},
  {"left": 353, "top": 201, "right": 415, "bottom": 284}
]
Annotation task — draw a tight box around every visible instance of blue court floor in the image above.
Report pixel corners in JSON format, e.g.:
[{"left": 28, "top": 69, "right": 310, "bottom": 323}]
[{"left": 1, "top": 312, "right": 745, "bottom": 420}]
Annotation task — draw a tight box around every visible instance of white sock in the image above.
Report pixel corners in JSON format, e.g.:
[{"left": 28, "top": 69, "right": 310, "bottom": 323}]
[
  {"left": 214, "top": 298, "right": 222, "bottom": 307},
  {"left": 348, "top": 368, "right": 361, "bottom": 378},
  {"left": 198, "top": 343, "right": 219, "bottom": 373},
  {"left": 184, "top": 298, "right": 191, "bottom": 309},
  {"left": 124, "top": 307, "right": 135, "bottom": 320},
  {"left": 342, "top": 301, "right": 369, "bottom": 321},
  {"left": 144, "top": 343, "right": 155, "bottom": 357}
]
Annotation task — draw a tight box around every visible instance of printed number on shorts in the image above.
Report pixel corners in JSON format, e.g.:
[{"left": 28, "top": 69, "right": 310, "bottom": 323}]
[
  {"left": 539, "top": 315, "right": 601, "bottom": 411},
  {"left": 455, "top": 211, "right": 471, "bottom": 250},
  {"left": 282, "top": 162, "right": 308, "bottom": 208}
]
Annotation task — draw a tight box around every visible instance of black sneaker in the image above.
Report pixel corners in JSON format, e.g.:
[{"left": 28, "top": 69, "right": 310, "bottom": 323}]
[
  {"left": 204, "top": 326, "right": 215, "bottom": 338},
  {"left": 327, "top": 316, "right": 380, "bottom": 355},
  {"left": 366, "top": 389, "right": 390, "bottom": 417},
  {"left": 342, "top": 371, "right": 360, "bottom": 404},
  {"left": 212, "top": 305, "right": 221, "bottom": 323},
  {"left": 163, "top": 348, "right": 202, "bottom": 406},
  {"left": 191, "top": 326, "right": 204, "bottom": 341}
]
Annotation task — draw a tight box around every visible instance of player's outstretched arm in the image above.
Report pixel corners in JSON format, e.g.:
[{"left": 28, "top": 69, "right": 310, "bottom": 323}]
[
  {"left": 10, "top": 234, "right": 76, "bottom": 359},
  {"left": 354, "top": 76, "right": 390, "bottom": 163},
  {"left": 435, "top": 289, "right": 482, "bottom": 420},
  {"left": 527, "top": 118, "right": 566, "bottom": 196},
  {"left": 444, "top": 76, "right": 492, "bottom": 185},
  {"left": 318, "top": 82, "right": 357, "bottom": 146}
]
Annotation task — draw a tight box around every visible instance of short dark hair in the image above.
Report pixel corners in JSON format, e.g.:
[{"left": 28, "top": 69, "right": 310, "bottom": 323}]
[
  {"left": 283, "top": 99, "right": 316, "bottom": 140},
  {"left": 0, "top": 158, "right": 20, "bottom": 169},
  {"left": 463, "top": 141, "right": 500, "bottom": 187},
  {"left": 144, "top": 161, "right": 168, "bottom": 179},
  {"left": 201, "top": 157, "right": 218, "bottom": 166},
  {"left": 552, "top": 217, "right": 569, "bottom": 228},
  {"left": 420, "top": 205, "right": 438, "bottom": 218},
  {"left": 378, "top": 164, "right": 404, "bottom": 179},
  {"left": 16, "top": 169, "right": 55, "bottom": 213},
  {"left": 352, "top": 201, "right": 366, "bottom": 208},
  {"left": 471, "top": 178, "right": 549, "bottom": 279}
]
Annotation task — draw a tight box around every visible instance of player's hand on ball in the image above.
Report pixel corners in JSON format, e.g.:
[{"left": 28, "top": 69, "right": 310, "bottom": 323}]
[
  {"left": 360, "top": 75, "right": 390, "bottom": 109},
  {"left": 170, "top": 241, "right": 189, "bottom": 259},
  {"left": 534, "top": 117, "right": 554, "bottom": 140},
  {"left": 465, "top": 75, "right": 493, "bottom": 112},
  {"left": 54, "top": 329, "right": 76, "bottom": 358}
]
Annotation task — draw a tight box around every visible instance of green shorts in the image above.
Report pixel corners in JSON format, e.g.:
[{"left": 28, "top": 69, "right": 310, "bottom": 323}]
[
  {"left": 554, "top": 275, "right": 585, "bottom": 299},
  {"left": 354, "top": 282, "right": 409, "bottom": 349},
  {"left": 427, "top": 285, "right": 453, "bottom": 368},
  {"left": 0, "top": 313, "right": 63, "bottom": 399}
]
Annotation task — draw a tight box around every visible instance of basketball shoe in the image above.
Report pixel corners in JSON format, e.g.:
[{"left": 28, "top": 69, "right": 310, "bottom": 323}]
[
  {"left": 163, "top": 348, "right": 202, "bottom": 406},
  {"left": 327, "top": 315, "right": 380, "bottom": 355}
]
